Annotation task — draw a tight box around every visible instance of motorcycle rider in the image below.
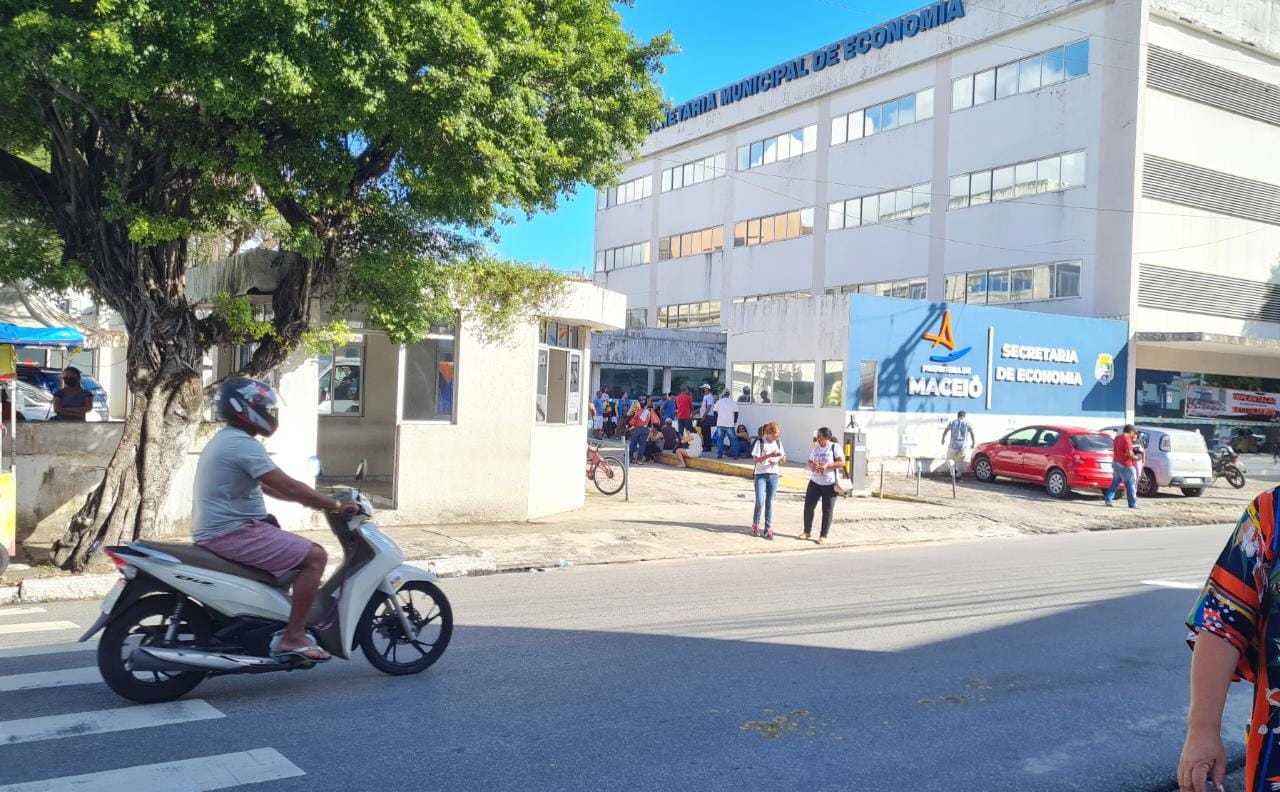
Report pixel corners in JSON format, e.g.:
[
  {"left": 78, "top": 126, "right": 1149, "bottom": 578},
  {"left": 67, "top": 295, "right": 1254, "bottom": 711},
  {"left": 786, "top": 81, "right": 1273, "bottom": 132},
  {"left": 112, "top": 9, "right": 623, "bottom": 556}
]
[{"left": 193, "top": 377, "right": 358, "bottom": 663}]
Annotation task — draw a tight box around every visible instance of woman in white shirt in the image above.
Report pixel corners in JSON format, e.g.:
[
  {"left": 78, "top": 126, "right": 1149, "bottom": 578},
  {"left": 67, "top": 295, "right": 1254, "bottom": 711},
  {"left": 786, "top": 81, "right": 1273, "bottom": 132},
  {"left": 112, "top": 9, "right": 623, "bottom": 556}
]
[
  {"left": 750, "top": 422, "right": 785, "bottom": 539},
  {"left": 803, "top": 427, "right": 845, "bottom": 544}
]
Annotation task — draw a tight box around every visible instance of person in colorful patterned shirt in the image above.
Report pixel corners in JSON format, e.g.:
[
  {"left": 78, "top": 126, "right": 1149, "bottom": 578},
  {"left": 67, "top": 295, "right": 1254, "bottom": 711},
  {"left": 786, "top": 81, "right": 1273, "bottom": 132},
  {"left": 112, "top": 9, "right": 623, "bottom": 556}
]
[{"left": 1181, "top": 488, "right": 1280, "bottom": 791}]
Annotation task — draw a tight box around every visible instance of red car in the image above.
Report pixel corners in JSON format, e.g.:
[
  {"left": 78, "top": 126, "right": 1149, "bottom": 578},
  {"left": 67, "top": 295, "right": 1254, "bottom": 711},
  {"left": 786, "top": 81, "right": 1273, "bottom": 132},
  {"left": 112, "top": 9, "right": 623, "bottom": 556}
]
[{"left": 970, "top": 425, "right": 1116, "bottom": 498}]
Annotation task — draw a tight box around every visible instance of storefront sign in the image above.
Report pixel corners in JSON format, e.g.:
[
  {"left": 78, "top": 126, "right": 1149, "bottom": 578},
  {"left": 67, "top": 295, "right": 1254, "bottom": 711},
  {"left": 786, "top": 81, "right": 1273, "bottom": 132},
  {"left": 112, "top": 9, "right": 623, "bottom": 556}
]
[
  {"left": 848, "top": 295, "right": 1129, "bottom": 417},
  {"left": 1185, "top": 385, "right": 1279, "bottom": 419},
  {"left": 654, "top": 0, "right": 966, "bottom": 131}
]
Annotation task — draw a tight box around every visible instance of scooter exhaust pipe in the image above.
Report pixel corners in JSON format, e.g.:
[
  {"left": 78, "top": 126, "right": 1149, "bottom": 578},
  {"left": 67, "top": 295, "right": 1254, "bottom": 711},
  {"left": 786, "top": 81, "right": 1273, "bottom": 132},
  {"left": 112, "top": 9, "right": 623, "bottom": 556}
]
[{"left": 130, "top": 646, "right": 286, "bottom": 674}]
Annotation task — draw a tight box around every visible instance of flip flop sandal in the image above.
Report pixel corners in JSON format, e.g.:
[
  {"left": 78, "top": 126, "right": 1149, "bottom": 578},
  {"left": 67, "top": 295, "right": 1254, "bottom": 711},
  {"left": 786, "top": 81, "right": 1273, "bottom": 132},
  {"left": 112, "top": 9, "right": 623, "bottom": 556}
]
[{"left": 271, "top": 644, "right": 332, "bottom": 665}]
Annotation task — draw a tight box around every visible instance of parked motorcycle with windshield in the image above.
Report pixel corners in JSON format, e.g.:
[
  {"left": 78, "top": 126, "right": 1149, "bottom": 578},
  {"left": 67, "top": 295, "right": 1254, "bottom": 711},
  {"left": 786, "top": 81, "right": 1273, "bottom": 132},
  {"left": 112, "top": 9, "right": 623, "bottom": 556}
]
[{"left": 81, "top": 461, "right": 452, "bottom": 703}]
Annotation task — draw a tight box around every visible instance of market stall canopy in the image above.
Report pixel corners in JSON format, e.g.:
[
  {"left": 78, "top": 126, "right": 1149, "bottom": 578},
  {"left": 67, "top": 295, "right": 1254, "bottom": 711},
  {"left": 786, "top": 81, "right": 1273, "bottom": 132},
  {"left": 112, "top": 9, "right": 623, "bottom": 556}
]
[
  {"left": 0, "top": 285, "right": 126, "bottom": 348},
  {"left": 0, "top": 323, "right": 85, "bottom": 347}
]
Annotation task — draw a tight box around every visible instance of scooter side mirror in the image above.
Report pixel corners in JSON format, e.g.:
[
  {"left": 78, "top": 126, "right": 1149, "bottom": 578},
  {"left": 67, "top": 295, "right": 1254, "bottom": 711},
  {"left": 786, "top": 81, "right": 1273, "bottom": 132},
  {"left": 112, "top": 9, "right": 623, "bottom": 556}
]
[
  {"left": 306, "top": 456, "right": 324, "bottom": 478},
  {"left": 354, "top": 459, "right": 367, "bottom": 482}
]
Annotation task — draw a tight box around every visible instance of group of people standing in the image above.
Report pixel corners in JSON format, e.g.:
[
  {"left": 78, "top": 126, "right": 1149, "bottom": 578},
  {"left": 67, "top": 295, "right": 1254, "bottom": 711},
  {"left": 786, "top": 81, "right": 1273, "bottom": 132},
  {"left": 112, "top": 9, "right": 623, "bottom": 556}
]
[{"left": 589, "top": 384, "right": 751, "bottom": 463}]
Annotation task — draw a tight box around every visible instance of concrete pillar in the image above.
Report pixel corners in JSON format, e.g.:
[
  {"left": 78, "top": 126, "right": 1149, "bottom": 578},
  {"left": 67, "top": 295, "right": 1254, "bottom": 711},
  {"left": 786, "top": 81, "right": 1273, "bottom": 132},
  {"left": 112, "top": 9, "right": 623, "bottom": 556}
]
[{"left": 661, "top": 367, "right": 672, "bottom": 393}]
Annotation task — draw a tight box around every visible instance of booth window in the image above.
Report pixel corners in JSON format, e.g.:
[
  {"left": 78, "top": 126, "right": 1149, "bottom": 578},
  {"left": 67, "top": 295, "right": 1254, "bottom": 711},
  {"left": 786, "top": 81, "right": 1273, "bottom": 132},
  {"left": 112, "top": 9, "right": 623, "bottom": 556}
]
[
  {"left": 536, "top": 321, "right": 583, "bottom": 425},
  {"left": 822, "top": 361, "right": 844, "bottom": 407},
  {"left": 401, "top": 323, "right": 456, "bottom": 422},
  {"left": 317, "top": 339, "right": 365, "bottom": 416}
]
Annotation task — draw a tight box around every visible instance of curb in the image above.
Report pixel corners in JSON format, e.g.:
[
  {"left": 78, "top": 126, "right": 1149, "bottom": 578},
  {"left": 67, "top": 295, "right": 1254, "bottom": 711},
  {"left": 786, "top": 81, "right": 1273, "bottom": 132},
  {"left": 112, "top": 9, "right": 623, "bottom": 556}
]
[
  {"left": 652, "top": 453, "right": 811, "bottom": 489},
  {"left": 8, "top": 550, "right": 499, "bottom": 605}
]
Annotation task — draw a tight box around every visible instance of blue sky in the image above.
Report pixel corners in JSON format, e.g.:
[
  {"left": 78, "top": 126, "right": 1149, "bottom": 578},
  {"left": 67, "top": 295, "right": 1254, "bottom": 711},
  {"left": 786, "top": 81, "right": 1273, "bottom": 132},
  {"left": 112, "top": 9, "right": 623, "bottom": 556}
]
[{"left": 492, "top": 0, "right": 920, "bottom": 274}]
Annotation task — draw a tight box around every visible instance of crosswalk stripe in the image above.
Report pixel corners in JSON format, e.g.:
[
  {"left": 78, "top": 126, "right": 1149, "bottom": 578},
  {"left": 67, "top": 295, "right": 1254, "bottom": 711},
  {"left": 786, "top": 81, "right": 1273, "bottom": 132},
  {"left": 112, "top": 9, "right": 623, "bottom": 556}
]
[
  {"left": 0, "top": 747, "right": 304, "bottom": 792},
  {"left": 0, "top": 621, "right": 80, "bottom": 636},
  {"left": 0, "top": 666, "right": 100, "bottom": 693},
  {"left": 0, "top": 641, "right": 94, "bottom": 659},
  {"left": 0, "top": 700, "right": 224, "bottom": 745},
  {"left": 0, "top": 607, "right": 46, "bottom": 617}
]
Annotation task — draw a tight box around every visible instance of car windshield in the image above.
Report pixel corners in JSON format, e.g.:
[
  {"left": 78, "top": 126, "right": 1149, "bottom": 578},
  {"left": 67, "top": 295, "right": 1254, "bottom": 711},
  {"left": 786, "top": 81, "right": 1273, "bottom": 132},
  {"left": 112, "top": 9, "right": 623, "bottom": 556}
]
[{"left": 1070, "top": 434, "right": 1112, "bottom": 452}]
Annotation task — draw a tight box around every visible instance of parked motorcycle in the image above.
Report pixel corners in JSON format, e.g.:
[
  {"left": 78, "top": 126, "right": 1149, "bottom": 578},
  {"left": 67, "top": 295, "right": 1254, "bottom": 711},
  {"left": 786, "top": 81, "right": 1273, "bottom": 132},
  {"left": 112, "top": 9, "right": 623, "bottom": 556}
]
[
  {"left": 1210, "top": 446, "right": 1247, "bottom": 489},
  {"left": 81, "top": 464, "right": 452, "bottom": 703}
]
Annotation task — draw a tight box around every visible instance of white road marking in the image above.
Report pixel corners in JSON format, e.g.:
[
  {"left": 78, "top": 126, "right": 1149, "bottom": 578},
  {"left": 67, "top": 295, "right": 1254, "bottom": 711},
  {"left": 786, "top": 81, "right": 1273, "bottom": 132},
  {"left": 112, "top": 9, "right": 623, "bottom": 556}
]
[
  {"left": 0, "top": 621, "right": 80, "bottom": 636},
  {"left": 0, "top": 607, "right": 46, "bottom": 617},
  {"left": 0, "top": 666, "right": 101, "bottom": 692},
  {"left": 0, "top": 700, "right": 224, "bottom": 745},
  {"left": 0, "top": 641, "right": 95, "bottom": 659},
  {"left": 1140, "top": 578, "right": 1203, "bottom": 590},
  {"left": 0, "top": 747, "right": 304, "bottom": 791}
]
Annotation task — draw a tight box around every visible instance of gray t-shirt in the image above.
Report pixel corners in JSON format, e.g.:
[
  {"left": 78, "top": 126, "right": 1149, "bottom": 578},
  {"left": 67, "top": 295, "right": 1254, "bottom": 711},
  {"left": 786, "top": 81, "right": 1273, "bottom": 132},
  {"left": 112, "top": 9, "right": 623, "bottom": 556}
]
[
  {"left": 192, "top": 427, "right": 278, "bottom": 542},
  {"left": 946, "top": 419, "right": 972, "bottom": 449}
]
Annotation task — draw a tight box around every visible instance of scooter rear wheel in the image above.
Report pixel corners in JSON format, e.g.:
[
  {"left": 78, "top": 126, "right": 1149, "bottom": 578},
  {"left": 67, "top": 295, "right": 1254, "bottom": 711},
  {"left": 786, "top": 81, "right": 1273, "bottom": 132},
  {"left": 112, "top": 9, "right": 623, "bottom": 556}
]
[
  {"left": 99, "top": 594, "right": 212, "bottom": 703},
  {"left": 356, "top": 581, "right": 452, "bottom": 675}
]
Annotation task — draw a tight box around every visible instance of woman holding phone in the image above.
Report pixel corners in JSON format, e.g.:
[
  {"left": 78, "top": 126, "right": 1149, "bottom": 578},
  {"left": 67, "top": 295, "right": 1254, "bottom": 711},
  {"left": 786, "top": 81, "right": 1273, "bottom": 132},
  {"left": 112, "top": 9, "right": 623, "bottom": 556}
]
[{"left": 750, "top": 422, "right": 785, "bottom": 539}]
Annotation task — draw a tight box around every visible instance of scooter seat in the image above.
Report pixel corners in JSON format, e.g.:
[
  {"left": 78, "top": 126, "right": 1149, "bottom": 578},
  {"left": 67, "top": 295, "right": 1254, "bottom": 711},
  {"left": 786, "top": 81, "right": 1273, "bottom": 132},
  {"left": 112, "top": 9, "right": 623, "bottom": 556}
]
[{"left": 134, "top": 541, "right": 300, "bottom": 589}]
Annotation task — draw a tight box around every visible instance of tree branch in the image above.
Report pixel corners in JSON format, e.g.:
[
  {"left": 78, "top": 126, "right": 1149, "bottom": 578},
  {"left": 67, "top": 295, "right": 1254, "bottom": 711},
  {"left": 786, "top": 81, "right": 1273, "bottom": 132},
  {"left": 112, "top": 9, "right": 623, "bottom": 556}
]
[
  {"left": 0, "top": 147, "right": 58, "bottom": 211},
  {"left": 349, "top": 136, "right": 395, "bottom": 200}
]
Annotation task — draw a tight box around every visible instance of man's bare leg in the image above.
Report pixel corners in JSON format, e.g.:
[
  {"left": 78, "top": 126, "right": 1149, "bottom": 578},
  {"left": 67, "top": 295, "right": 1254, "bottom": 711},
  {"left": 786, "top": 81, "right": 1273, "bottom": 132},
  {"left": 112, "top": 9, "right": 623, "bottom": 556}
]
[{"left": 280, "top": 544, "right": 328, "bottom": 657}]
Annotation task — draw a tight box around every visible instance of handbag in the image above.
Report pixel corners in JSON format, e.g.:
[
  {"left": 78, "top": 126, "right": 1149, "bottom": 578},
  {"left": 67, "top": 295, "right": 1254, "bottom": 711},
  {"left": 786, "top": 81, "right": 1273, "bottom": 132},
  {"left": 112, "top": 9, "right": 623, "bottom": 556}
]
[{"left": 833, "top": 464, "right": 853, "bottom": 494}]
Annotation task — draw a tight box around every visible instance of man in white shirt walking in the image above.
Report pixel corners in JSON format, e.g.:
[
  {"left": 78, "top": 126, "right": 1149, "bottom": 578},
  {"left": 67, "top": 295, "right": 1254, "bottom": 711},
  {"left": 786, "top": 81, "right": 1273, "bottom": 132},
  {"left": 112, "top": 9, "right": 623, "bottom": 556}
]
[
  {"left": 940, "top": 410, "right": 977, "bottom": 480},
  {"left": 713, "top": 389, "right": 738, "bottom": 459}
]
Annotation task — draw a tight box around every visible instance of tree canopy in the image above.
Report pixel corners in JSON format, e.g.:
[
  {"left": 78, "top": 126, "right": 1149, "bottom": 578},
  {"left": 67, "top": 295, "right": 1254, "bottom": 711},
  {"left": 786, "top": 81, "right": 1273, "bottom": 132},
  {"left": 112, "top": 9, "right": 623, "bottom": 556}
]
[{"left": 0, "top": 0, "right": 671, "bottom": 339}]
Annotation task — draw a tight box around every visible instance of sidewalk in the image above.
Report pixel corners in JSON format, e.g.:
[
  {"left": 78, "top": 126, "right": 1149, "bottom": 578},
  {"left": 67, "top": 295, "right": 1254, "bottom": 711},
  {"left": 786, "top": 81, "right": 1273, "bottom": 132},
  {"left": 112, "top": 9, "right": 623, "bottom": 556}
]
[{"left": 6, "top": 449, "right": 1255, "bottom": 604}]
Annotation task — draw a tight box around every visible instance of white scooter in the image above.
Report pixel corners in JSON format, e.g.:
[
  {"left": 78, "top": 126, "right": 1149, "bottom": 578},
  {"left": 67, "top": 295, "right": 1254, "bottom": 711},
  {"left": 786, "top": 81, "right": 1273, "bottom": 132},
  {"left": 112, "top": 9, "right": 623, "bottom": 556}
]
[{"left": 81, "top": 464, "right": 452, "bottom": 703}]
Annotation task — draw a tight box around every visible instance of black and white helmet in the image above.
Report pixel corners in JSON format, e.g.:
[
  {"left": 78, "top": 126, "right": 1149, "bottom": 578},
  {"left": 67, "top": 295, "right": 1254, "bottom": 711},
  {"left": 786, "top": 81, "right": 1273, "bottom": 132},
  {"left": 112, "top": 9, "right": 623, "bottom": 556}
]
[{"left": 215, "top": 377, "right": 280, "bottom": 437}]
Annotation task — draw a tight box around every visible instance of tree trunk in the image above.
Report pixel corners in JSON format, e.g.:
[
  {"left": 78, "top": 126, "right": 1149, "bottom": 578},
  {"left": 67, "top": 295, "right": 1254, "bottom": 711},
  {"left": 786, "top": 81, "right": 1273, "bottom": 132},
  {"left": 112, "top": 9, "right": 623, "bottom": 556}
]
[{"left": 52, "top": 336, "right": 206, "bottom": 572}]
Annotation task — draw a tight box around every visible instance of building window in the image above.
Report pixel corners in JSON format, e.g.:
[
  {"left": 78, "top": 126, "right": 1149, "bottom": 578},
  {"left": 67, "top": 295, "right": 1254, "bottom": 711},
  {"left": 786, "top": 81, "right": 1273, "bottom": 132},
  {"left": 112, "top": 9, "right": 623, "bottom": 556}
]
[
  {"left": 857, "top": 361, "right": 878, "bottom": 410},
  {"left": 401, "top": 324, "right": 456, "bottom": 422},
  {"left": 626, "top": 308, "right": 647, "bottom": 330},
  {"left": 951, "top": 39, "right": 1090, "bottom": 112},
  {"left": 658, "top": 225, "right": 725, "bottom": 261},
  {"left": 318, "top": 340, "right": 365, "bottom": 416},
  {"left": 597, "top": 175, "right": 653, "bottom": 210},
  {"left": 657, "top": 301, "right": 720, "bottom": 329},
  {"left": 831, "top": 87, "right": 934, "bottom": 147},
  {"left": 827, "top": 183, "right": 930, "bottom": 232},
  {"left": 736, "top": 125, "right": 817, "bottom": 172},
  {"left": 662, "top": 152, "right": 727, "bottom": 192},
  {"left": 822, "top": 360, "right": 844, "bottom": 407},
  {"left": 731, "top": 290, "right": 810, "bottom": 304},
  {"left": 944, "top": 261, "right": 1081, "bottom": 305},
  {"left": 827, "top": 278, "right": 927, "bottom": 299},
  {"left": 947, "top": 150, "right": 1086, "bottom": 210},
  {"left": 732, "top": 208, "right": 815, "bottom": 248},
  {"left": 594, "top": 241, "right": 651, "bottom": 273},
  {"left": 731, "top": 361, "right": 817, "bottom": 406}
]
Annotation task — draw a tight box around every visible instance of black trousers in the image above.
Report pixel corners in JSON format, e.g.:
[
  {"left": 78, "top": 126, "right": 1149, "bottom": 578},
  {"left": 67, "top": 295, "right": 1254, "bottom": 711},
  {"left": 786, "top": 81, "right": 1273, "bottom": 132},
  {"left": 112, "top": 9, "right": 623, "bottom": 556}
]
[
  {"left": 803, "top": 481, "right": 837, "bottom": 538},
  {"left": 699, "top": 420, "right": 713, "bottom": 452}
]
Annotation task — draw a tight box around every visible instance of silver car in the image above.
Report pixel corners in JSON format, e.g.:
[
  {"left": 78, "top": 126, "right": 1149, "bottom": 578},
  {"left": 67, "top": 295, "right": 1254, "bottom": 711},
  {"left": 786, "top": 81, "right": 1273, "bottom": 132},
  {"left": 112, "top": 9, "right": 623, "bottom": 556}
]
[{"left": 1103, "top": 425, "right": 1212, "bottom": 497}]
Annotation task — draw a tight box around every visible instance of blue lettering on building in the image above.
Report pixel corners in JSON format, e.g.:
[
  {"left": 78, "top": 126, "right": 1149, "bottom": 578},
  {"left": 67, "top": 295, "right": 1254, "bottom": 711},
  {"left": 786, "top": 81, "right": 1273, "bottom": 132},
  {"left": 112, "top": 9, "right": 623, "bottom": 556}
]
[{"left": 654, "top": 0, "right": 965, "bottom": 131}]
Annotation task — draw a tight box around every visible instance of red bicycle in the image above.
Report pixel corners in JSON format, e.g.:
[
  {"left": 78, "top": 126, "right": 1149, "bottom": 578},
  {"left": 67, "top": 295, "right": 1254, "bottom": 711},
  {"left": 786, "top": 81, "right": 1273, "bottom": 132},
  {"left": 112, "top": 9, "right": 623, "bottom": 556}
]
[{"left": 586, "top": 443, "right": 626, "bottom": 495}]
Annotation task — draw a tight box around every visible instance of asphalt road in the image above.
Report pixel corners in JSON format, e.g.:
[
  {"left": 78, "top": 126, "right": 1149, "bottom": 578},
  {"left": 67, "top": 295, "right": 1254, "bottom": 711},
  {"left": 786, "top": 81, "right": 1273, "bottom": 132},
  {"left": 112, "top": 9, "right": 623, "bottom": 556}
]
[{"left": 0, "top": 524, "right": 1252, "bottom": 791}]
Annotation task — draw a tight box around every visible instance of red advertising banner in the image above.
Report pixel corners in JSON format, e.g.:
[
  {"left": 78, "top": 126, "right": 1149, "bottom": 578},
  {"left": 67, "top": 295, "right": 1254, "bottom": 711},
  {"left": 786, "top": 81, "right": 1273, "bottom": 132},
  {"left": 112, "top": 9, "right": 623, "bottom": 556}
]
[{"left": 1186, "top": 385, "right": 1279, "bottom": 419}]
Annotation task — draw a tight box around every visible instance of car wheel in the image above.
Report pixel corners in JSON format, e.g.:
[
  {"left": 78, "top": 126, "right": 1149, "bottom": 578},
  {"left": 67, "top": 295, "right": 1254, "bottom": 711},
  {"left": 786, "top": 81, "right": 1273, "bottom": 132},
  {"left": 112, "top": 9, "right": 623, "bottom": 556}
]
[
  {"left": 1181, "top": 487, "right": 1205, "bottom": 497},
  {"left": 1138, "top": 468, "right": 1158, "bottom": 498},
  {"left": 1045, "top": 468, "right": 1070, "bottom": 498},
  {"left": 973, "top": 455, "right": 996, "bottom": 483}
]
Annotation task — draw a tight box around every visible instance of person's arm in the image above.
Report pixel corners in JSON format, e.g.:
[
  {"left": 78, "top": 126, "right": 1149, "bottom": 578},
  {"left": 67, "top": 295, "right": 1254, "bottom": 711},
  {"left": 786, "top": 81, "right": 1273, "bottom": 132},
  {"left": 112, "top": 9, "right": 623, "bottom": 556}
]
[
  {"left": 1178, "top": 633, "right": 1238, "bottom": 792},
  {"left": 258, "top": 468, "right": 344, "bottom": 512},
  {"left": 751, "top": 442, "right": 771, "bottom": 464},
  {"left": 967, "top": 428, "right": 976, "bottom": 446},
  {"left": 941, "top": 426, "right": 951, "bottom": 444}
]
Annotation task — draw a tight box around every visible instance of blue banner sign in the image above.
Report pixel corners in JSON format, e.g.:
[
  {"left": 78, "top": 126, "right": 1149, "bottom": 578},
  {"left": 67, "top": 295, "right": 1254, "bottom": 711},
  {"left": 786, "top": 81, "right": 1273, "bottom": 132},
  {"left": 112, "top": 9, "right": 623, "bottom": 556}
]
[
  {"left": 847, "top": 294, "right": 1129, "bottom": 417},
  {"left": 655, "top": 0, "right": 967, "bottom": 131}
]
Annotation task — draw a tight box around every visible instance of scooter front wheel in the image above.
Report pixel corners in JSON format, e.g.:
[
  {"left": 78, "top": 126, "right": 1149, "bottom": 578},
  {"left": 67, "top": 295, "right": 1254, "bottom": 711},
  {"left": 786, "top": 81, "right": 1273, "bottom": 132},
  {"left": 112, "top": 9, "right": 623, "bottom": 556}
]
[
  {"left": 99, "top": 594, "right": 212, "bottom": 703},
  {"left": 356, "top": 581, "right": 453, "bottom": 676}
]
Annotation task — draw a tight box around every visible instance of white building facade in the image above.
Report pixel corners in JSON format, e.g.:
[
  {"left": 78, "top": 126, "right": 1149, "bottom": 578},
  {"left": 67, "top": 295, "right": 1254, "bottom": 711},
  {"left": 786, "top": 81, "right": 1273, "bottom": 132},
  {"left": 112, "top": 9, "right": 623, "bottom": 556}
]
[{"left": 593, "top": 0, "right": 1280, "bottom": 459}]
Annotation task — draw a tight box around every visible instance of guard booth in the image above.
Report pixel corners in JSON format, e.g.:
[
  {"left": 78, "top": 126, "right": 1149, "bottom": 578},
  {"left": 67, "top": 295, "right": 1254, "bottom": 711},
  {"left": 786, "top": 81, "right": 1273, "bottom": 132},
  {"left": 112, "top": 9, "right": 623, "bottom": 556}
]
[{"left": 0, "top": 323, "right": 89, "bottom": 573}]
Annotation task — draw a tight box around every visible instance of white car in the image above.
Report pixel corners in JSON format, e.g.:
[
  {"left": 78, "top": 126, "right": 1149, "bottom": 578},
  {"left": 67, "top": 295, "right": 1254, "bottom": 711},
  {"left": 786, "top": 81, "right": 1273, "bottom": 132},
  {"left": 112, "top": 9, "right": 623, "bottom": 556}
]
[{"left": 1102, "top": 425, "right": 1212, "bottom": 497}]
